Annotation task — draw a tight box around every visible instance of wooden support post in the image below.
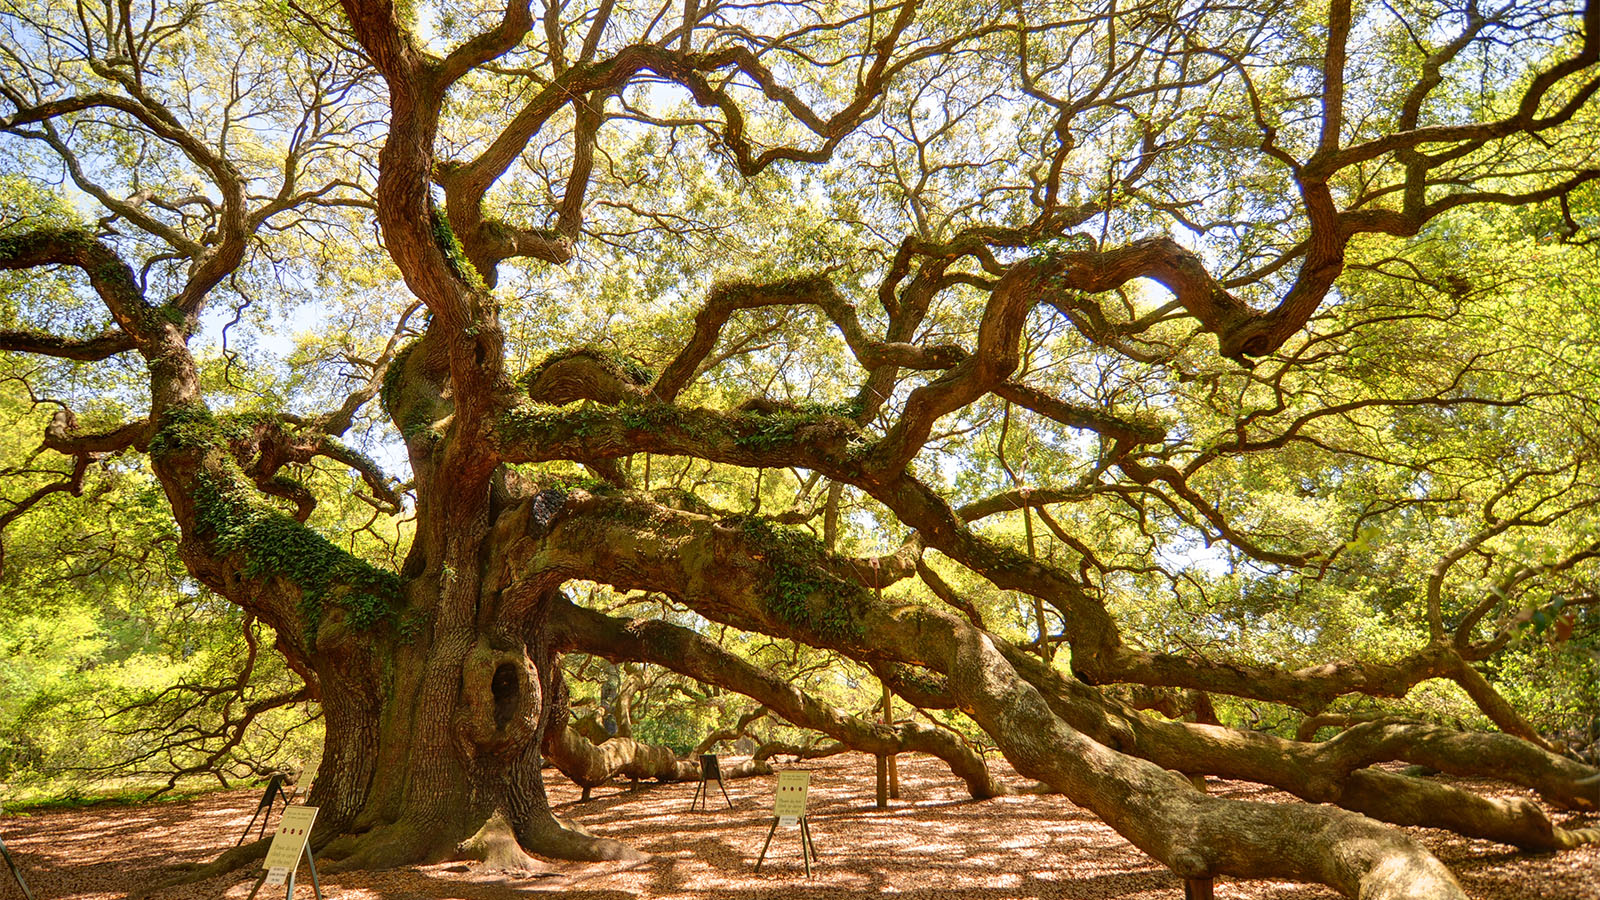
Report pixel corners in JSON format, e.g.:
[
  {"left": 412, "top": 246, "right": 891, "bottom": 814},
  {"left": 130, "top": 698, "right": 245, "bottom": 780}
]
[
  {"left": 875, "top": 754, "right": 888, "bottom": 808},
  {"left": 870, "top": 558, "right": 897, "bottom": 805},
  {"left": 882, "top": 684, "right": 899, "bottom": 799},
  {"left": 1184, "top": 877, "right": 1214, "bottom": 900}
]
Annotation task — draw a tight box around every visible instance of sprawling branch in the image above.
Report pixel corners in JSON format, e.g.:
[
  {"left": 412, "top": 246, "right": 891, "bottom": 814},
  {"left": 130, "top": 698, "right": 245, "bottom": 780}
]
[
  {"left": 513, "top": 489, "right": 1490, "bottom": 897},
  {"left": 0, "top": 329, "right": 137, "bottom": 361},
  {"left": 551, "top": 595, "right": 1003, "bottom": 798}
]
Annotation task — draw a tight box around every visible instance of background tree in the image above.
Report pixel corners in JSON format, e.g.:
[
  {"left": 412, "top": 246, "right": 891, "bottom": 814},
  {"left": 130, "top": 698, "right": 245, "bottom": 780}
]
[{"left": 3, "top": 0, "right": 1600, "bottom": 898}]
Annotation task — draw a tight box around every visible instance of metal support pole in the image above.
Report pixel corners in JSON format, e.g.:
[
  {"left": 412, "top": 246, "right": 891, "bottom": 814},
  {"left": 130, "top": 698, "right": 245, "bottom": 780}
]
[
  {"left": 237, "top": 807, "right": 265, "bottom": 847},
  {"left": 1184, "top": 877, "right": 1215, "bottom": 900},
  {"left": 305, "top": 846, "right": 324, "bottom": 900},
  {"left": 754, "top": 818, "right": 779, "bottom": 872},
  {"left": 0, "top": 833, "right": 36, "bottom": 900},
  {"left": 798, "top": 817, "right": 811, "bottom": 878}
]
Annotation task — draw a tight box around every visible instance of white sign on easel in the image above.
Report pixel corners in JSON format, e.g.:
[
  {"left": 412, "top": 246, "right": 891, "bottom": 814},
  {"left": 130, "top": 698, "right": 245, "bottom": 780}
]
[
  {"left": 244, "top": 805, "right": 322, "bottom": 900},
  {"left": 756, "top": 771, "right": 819, "bottom": 876},
  {"left": 773, "top": 771, "right": 810, "bottom": 826},
  {"left": 262, "top": 805, "right": 317, "bottom": 885}
]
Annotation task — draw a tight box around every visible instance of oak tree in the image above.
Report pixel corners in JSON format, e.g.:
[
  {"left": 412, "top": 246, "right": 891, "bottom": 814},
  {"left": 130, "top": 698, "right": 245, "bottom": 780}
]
[{"left": 3, "top": 0, "right": 1600, "bottom": 896}]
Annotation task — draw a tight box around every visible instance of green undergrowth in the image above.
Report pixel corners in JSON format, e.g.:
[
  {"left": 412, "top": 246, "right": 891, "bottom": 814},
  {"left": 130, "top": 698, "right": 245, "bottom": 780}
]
[
  {"left": 891, "top": 665, "right": 951, "bottom": 699},
  {"left": 498, "top": 402, "right": 617, "bottom": 441},
  {"left": 379, "top": 341, "right": 445, "bottom": 443},
  {"left": 588, "top": 492, "right": 697, "bottom": 538},
  {"left": 379, "top": 340, "right": 419, "bottom": 421},
  {"left": 3, "top": 784, "right": 224, "bottom": 813},
  {"left": 735, "top": 516, "right": 862, "bottom": 642},
  {"left": 523, "top": 470, "right": 620, "bottom": 496},
  {"left": 732, "top": 399, "right": 863, "bottom": 452},
  {"left": 147, "top": 404, "right": 279, "bottom": 460}
]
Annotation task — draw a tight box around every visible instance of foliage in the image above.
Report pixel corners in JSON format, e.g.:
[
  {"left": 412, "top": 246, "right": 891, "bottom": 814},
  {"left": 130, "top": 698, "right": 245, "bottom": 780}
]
[{"left": 2, "top": 0, "right": 1600, "bottom": 886}]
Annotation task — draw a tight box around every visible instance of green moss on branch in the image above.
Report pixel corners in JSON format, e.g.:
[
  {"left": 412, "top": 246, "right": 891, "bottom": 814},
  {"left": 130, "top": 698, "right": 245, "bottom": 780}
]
[
  {"left": 519, "top": 347, "right": 655, "bottom": 391},
  {"left": 736, "top": 516, "right": 863, "bottom": 642},
  {"left": 193, "top": 473, "right": 401, "bottom": 645},
  {"left": 430, "top": 207, "right": 486, "bottom": 292}
]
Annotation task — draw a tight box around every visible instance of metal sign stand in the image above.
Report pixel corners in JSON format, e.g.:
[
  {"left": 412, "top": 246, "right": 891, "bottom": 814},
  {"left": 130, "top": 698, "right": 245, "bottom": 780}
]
[
  {"left": 0, "top": 831, "right": 36, "bottom": 900},
  {"left": 243, "top": 848, "right": 323, "bottom": 900},
  {"left": 754, "top": 813, "right": 819, "bottom": 877},
  {"left": 245, "top": 805, "right": 322, "bottom": 900},
  {"left": 754, "top": 771, "right": 818, "bottom": 877},
  {"left": 237, "top": 774, "right": 294, "bottom": 846},
  {"left": 688, "top": 753, "right": 733, "bottom": 811}
]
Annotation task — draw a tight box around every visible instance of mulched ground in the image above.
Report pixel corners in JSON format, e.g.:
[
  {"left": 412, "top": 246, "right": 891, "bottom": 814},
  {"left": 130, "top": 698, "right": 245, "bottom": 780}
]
[{"left": 2, "top": 753, "right": 1596, "bottom": 900}]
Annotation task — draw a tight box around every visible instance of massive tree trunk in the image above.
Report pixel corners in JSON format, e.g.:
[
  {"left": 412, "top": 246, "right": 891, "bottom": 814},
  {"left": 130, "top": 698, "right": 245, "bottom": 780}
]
[
  {"left": 148, "top": 398, "right": 637, "bottom": 868},
  {"left": 11, "top": 1, "right": 1598, "bottom": 897}
]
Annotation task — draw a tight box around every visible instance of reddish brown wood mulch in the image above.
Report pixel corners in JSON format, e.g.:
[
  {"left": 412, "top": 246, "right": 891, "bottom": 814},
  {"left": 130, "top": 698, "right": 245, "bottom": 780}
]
[{"left": 1, "top": 753, "right": 1595, "bottom": 900}]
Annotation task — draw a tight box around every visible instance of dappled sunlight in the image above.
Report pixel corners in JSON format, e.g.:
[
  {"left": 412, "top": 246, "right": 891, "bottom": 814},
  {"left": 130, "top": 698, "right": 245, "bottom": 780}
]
[{"left": 7, "top": 753, "right": 1593, "bottom": 900}]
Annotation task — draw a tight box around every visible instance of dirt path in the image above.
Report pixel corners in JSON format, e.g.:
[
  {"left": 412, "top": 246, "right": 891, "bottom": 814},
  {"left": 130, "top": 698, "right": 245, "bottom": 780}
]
[{"left": 1, "top": 753, "right": 1595, "bottom": 900}]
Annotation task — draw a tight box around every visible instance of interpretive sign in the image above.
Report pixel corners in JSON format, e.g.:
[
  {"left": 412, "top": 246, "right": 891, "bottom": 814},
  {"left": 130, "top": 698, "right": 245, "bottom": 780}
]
[
  {"left": 755, "top": 771, "right": 819, "bottom": 876},
  {"left": 773, "top": 770, "right": 809, "bottom": 825},
  {"left": 238, "top": 773, "right": 294, "bottom": 845},
  {"left": 263, "top": 805, "right": 315, "bottom": 884},
  {"left": 688, "top": 753, "right": 733, "bottom": 811},
  {"left": 253, "top": 805, "right": 321, "bottom": 900}
]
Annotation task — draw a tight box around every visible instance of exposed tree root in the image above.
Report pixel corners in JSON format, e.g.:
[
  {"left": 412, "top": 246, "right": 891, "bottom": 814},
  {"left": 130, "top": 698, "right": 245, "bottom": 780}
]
[
  {"left": 516, "top": 805, "right": 645, "bottom": 861},
  {"left": 459, "top": 810, "right": 544, "bottom": 871},
  {"left": 141, "top": 839, "right": 268, "bottom": 894},
  {"left": 318, "top": 821, "right": 453, "bottom": 873},
  {"left": 544, "top": 723, "right": 699, "bottom": 799}
]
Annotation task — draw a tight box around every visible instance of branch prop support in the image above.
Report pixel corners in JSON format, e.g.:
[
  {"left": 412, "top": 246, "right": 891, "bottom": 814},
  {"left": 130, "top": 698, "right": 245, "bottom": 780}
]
[{"left": 869, "top": 557, "right": 897, "bottom": 809}]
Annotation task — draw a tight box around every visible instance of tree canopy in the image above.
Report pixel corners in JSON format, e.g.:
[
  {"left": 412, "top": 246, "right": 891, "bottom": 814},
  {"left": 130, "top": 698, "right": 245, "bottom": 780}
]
[{"left": 2, "top": 0, "right": 1599, "bottom": 896}]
